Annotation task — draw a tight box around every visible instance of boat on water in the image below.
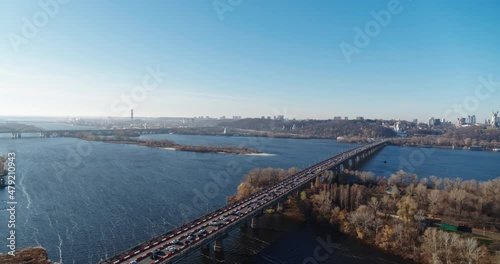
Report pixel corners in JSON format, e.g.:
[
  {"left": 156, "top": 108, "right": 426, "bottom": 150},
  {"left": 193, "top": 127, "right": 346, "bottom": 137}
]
[
  {"left": 492, "top": 148, "right": 500, "bottom": 152},
  {"left": 469, "top": 146, "right": 483, "bottom": 151}
]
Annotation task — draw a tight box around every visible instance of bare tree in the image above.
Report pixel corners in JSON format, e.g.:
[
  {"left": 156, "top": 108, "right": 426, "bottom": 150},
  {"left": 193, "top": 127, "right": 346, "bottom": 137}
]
[
  {"left": 368, "top": 197, "right": 381, "bottom": 215},
  {"left": 427, "top": 189, "right": 441, "bottom": 217},
  {"left": 462, "top": 237, "right": 484, "bottom": 264}
]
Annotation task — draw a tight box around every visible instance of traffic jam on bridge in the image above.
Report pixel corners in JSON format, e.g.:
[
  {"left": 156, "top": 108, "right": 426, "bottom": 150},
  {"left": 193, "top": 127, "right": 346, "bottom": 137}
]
[{"left": 108, "top": 141, "right": 385, "bottom": 264}]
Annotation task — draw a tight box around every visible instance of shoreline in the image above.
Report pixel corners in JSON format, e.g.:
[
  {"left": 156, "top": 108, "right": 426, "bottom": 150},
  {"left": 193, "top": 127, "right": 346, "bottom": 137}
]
[
  {"left": 76, "top": 137, "right": 264, "bottom": 155},
  {"left": 161, "top": 147, "right": 275, "bottom": 156}
]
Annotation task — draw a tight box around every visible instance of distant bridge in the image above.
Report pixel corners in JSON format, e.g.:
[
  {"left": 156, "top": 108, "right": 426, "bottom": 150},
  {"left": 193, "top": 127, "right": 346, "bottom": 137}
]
[
  {"left": 101, "top": 140, "right": 388, "bottom": 264},
  {"left": 0, "top": 123, "right": 45, "bottom": 137}
]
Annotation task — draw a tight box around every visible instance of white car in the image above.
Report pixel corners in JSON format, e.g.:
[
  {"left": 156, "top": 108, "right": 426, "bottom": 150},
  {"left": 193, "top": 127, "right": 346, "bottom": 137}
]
[{"left": 167, "top": 246, "right": 176, "bottom": 252}]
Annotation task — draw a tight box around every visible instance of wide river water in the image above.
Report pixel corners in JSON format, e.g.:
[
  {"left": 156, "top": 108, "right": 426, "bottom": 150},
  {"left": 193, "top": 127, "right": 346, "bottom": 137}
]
[{"left": 0, "top": 131, "right": 498, "bottom": 263}]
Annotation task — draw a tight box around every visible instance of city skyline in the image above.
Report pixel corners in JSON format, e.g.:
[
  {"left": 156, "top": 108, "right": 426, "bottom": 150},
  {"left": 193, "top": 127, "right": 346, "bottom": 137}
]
[{"left": 1, "top": 1, "right": 500, "bottom": 122}]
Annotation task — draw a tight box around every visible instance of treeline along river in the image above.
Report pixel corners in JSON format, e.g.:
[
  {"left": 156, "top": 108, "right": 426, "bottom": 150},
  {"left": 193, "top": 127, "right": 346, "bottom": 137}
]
[{"left": 0, "top": 130, "right": 498, "bottom": 263}]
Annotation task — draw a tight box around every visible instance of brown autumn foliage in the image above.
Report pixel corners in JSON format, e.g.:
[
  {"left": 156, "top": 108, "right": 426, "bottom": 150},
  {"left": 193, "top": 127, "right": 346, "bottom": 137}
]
[
  {"left": 232, "top": 167, "right": 500, "bottom": 263},
  {"left": 0, "top": 247, "right": 56, "bottom": 264},
  {"left": 228, "top": 167, "right": 298, "bottom": 202}
]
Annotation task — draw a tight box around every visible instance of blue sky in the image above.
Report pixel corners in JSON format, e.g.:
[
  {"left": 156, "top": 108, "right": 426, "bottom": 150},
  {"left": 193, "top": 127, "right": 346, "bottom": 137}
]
[{"left": 1, "top": 0, "right": 499, "bottom": 122}]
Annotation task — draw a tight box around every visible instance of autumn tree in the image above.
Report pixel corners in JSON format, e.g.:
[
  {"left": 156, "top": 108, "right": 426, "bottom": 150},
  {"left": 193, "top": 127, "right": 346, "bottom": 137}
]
[{"left": 397, "top": 196, "right": 418, "bottom": 223}]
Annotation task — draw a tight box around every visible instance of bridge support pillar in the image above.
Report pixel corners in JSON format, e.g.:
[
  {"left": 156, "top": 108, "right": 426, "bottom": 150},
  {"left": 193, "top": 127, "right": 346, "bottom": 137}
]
[
  {"left": 214, "top": 238, "right": 223, "bottom": 252},
  {"left": 277, "top": 202, "right": 284, "bottom": 212},
  {"left": 251, "top": 217, "right": 258, "bottom": 228}
]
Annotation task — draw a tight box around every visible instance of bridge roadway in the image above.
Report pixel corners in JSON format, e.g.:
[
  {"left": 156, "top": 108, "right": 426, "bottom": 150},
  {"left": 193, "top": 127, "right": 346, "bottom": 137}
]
[{"left": 101, "top": 140, "right": 388, "bottom": 264}]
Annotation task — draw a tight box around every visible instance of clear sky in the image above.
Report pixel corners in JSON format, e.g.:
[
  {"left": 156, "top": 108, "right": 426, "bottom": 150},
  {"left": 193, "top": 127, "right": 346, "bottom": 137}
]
[{"left": 1, "top": 0, "right": 499, "bottom": 122}]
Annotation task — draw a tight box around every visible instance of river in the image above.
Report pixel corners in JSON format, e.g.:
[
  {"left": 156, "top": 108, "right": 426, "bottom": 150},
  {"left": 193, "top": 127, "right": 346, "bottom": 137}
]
[{"left": 0, "top": 129, "right": 498, "bottom": 263}]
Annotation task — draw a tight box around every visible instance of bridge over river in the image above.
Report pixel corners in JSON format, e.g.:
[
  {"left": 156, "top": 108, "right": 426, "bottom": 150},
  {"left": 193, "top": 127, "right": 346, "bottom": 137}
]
[{"left": 101, "top": 140, "right": 388, "bottom": 264}]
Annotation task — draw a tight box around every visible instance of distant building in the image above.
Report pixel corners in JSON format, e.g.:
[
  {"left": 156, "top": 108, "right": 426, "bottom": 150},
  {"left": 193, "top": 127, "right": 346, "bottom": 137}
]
[
  {"left": 274, "top": 115, "right": 284, "bottom": 120},
  {"left": 428, "top": 117, "right": 435, "bottom": 127},
  {"left": 220, "top": 116, "right": 226, "bottom": 120},
  {"left": 131, "top": 109, "right": 134, "bottom": 121},
  {"left": 183, "top": 118, "right": 194, "bottom": 124},
  {"left": 344, "top": 117, "right": 348, "bottom": 120},
  {"left": 394, "top": 121, "right": 401, "bottom": 132},
  {"left": 386, "top": 186, "right": 401, "bottom": 196},
  {"left": 413, "top": 119, "right": 418, "bottom": 125},
  {"left": 492, "top": 111, "right": 499, "bottom": 128},
  {"left": 232, "top": 116, "right": 241, "bottom": 120},
  {"left": 460, "top": 117, "right": 466, "bottom": 124},
  {"left": 333, "top": 116, "right": 342, "bottom": 120},
  {"left": 470, "top": 115, "right": 476, "bottom": 125},
  {"left": 356, "top": 116, "right": 364, "bottom": 120}
]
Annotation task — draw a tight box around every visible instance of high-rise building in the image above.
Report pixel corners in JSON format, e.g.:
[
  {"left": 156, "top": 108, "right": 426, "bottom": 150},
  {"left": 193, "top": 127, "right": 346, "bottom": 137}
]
[
  {"left": 492, "top": 111, "right": 499, "bottom": 128},
  {"left": 131, "top": 109, "right": 133, "bottom": 121},
  {"left": 413, "top": 119, "right": 418, "bottom": 125},
  {"left": 428, "top": 117, "right": 435, "bottom": 127},
  {"left": 470, "top": 115, "right": 476, "bottom": 125},
  {"left": 333, "top": 116, "right": 342, "bottom": 120}
]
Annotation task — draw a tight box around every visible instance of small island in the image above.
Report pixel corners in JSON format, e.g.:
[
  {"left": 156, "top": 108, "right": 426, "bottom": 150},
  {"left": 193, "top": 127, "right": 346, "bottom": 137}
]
[{"left": 75, "top": 134, "right": 263, "bottom": 155}]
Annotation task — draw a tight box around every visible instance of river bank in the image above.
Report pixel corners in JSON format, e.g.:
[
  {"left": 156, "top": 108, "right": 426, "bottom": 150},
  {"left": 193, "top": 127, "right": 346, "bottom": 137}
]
[
  {"left": 230, "top": 167, "right": 500, "bottom": 263},
  {"left": 335, "top": 136, "right": 500, "bottom": 152},
  {"left": 0, "top": 247, "right": 56, "bottom": 264}
]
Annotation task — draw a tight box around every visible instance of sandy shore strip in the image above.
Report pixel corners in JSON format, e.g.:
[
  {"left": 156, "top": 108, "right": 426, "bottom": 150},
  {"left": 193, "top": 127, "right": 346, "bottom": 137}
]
[
  {"left": 163, "top": 147, "right": 275, "bottom": 156},
  {"left": 241, "top": 153, "right": 276, "bottom": 156}
]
